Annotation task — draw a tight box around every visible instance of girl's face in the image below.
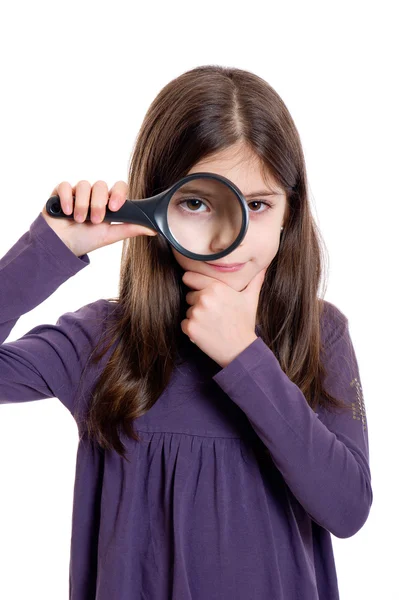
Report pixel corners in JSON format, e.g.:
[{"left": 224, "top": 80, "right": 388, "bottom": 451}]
[{"left": 170, "top": 141, "right": 287, "bottom": 292}]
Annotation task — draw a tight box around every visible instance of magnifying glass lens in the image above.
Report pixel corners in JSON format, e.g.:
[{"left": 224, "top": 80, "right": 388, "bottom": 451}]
[{"left": 166, "top": 177, "right": 243, "bottom": 256}]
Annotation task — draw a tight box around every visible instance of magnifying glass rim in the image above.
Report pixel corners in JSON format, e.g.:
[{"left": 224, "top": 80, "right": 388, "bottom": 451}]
[{"left": 152, "top": 172, "right": 249, "bottom": 261}]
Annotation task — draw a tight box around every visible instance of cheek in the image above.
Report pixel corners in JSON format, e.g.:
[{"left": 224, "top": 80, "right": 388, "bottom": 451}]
[
  {"left": 170, "top": 247, "right": 198, "bottom": 271},
  {"left": 248, "top": 230, "right": 281, "bottom": 273},
  {"left": 252, "top": 230, "right": 278, "bottom": 254}
]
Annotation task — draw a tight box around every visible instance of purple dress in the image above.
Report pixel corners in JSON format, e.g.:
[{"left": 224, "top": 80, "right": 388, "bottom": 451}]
[{"left": 0, "top": 213, "right": 372, "bottom": 599}]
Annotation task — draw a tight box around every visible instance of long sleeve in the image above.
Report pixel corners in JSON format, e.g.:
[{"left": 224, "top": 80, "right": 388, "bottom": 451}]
[
  {"left": 0, "top": 212, "right": 108, "bottom": 415},
  {"left": 212, "top": 302, "right": 372, "bottom": 539}
]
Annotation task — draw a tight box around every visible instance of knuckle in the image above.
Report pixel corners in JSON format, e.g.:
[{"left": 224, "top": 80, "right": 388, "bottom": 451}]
[
  {"left": 91, "top": 203, "right": 105, "bottom": 216},
  {"left": 76, "top": 180, "right": 91, "bottom": 188},
  {"left": 58, "top": 181, "right": 70, "bottom": 189},
  {"left": 74, "top": 197, "right": 87, "bottom": 208},
  {"left": 114, "top": 180, "right": 128, "bottom": 190},
  {"left": 109, "top": 193, "right": 124, "bottom": 209},
  {"left": 90, "top": 201, "right": 104, "bottom": 211},
  {"left": 111, "top": 181, "right": 128, "bottom": 201},
  {"left": 92, "top": 180, "right": 108, "bottom": 189},
  {"left": 91, "top": 209, "right": 104, "bottom": 223},
  {"left": 200, "top": 294, "right": 211, "bottom": 308},
  {"left": 57, "top": 182, "right": 71, "bottom": 198}
]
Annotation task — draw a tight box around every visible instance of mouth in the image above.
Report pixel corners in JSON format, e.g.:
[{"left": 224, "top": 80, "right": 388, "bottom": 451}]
[{"left": 205, "top": 261, "right": 246, "bottom": 272}]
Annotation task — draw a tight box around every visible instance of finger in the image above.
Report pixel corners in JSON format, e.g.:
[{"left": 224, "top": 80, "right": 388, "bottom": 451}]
[
  {"left": 52, "top": 181, "right": 74, "bottom": 215},
  {"left": 90, "top": 180, "right": 109, "bottom": 223},
  {"left": 108, "top": 180, "right": 128, "bottom": 211},
  {"left": 185, "top": 290, "right": 198, "bottom": 305},
  {"left": 182, "top": 271, "right": 218, "bottom": 290},
  {"left": 73, "top": 180, "right": 92, "bottom": 222}
]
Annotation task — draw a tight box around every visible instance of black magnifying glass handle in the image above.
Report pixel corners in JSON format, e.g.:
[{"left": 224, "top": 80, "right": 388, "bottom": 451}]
[{"left": 46, "top": 195, "right": 156, "bottom": 229}]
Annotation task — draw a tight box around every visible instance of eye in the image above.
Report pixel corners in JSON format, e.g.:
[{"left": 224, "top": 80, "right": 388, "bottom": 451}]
[
  {"left": 247, "top": 200, "right": 273, "bottom": 213},
  {"left": 176, "top": 198, "right": 273, "bottom": 215},
  {"left": 177, "top": 197, "right": 209, "bottom": 213}
]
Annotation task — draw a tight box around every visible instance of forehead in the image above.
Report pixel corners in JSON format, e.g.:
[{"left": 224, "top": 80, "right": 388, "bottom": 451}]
[{"left": 187, "top": 143, "right": 284, "bottom": 196}]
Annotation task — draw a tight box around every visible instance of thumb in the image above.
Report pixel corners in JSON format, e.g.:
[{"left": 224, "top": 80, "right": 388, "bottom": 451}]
[{"left": 104, "top": 223, "right": 158, "bottom": 246}]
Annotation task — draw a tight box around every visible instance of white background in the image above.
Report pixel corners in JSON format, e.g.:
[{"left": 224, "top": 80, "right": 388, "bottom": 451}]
[{"left": 0, "top": 1, "right": 397, "bottom": 598}]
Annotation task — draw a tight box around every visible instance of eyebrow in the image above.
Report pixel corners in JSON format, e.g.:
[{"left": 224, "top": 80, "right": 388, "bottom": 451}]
[
  {"left": 244, "top": 190, "right": 281, "bottom": 198},
  {"left": 178, "top": 185, "right": 281, "bottom": 199}
]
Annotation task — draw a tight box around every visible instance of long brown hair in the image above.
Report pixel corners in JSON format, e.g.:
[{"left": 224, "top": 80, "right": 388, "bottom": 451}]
[{"left": 76, "top": 65, "right": 351, "bottom": 461}]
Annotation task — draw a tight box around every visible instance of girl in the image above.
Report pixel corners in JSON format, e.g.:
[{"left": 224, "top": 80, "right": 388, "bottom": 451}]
[{"left": 0, "top": 65, "right": 372, "bottom": 599}]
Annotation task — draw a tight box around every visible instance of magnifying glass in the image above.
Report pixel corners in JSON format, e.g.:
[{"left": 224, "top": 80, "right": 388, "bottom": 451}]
[{"left": 45, "top": 172, "right": 249, "bottom": 261}]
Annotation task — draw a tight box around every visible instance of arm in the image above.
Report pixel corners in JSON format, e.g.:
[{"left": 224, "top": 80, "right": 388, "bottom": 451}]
[
  {"left": 0, "top": 213, "right": 107, "bottom": 415},
  {"left": 212, "top": 303, "right": 372, "bottom": 539}
]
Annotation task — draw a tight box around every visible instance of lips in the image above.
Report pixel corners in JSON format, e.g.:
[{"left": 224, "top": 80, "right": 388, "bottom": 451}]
[
  {"left": 205, "top": 262, "right": 244, "bottom": 267},
  {"left": 205, "top": 262, "right": 247, "bottom": 272}
]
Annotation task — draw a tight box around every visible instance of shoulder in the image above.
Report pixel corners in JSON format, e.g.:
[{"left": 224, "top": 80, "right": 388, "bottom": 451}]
[
  {"left": 55, "top": 298, "right": 121, "bottom": 341},
  {"left": 319, "top": 299, "right": 349, "bottom": 351},
  {"left": 57, "top": 297, "right": 111, "bottom": 323}
]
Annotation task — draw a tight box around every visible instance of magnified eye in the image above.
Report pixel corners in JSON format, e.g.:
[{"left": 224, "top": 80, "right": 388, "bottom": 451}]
[{"left": 178, "top": 197, "right": 209, "bottom": 213}]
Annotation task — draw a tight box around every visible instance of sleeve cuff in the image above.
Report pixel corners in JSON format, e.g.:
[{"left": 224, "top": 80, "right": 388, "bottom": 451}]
[{"left": 212, "top": 336, "right": 278, "bottom": 393}]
